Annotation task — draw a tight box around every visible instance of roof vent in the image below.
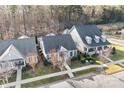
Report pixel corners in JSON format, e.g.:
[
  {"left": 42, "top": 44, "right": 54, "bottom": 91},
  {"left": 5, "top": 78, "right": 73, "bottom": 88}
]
[
  {"left": 94, "top": 35, "right": 100, "bottom": 43},
  {"left": 85, "top": 36, "right": 92, "bottom": 44}
]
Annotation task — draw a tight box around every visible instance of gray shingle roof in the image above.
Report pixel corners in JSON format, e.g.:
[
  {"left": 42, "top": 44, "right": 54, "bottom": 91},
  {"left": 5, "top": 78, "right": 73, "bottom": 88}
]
[
  {"left": 0, "top": 37, "right": 38, "bottom": 58},
  {"left": 74, "top": 25, "right": 110, "bottom": 47},
  {"left": 42, "top": 34, "right": 76, "bottom": 54}
]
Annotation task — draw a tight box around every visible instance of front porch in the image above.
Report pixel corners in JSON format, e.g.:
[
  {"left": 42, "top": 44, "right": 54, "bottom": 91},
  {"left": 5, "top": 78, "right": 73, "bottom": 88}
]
[
  {"left": 84, "top": 45, "right": 111, "bottom": 55},
  {"left": 0, "top": 59, "right": 26, "bottom": 72}
]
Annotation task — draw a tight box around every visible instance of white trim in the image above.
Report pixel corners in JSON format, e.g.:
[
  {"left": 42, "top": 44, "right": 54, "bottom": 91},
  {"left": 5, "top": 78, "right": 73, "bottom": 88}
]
[
  {"left": 70, "top": 26, "right": 86, "bottom": 53},
  {"left": 0, "top": 44, "right": 25, "bottom": 62},
  {"left": 41, "top": 39, "right": 47, "bottom": 59},
  {"left": 59, "top": 46, "right": 67, "bottom": 52}
]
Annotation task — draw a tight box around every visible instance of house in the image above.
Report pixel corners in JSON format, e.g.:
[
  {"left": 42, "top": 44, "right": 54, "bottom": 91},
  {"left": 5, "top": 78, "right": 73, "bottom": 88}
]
[
  {"left": 0, "top": 37, "right": 38, "bottom": 72},
  {"left": 69, "top": 25, "right": 111, "bottom": 55},
  {"left": 38, "top": 34, "right": 77, "bottom": 61}
]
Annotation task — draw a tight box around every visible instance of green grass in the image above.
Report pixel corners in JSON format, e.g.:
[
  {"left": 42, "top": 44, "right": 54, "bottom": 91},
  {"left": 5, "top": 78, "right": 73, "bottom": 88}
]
[
  {"left": 21, "top": 67, "right": 98, "bottom": 87},
  {"left": 74, "top": 68, "right": 97, "bottom": 77},
  {"left": 0, "top": 72, "right": 16, "bottom": 85},
  {"left": 21, "top": 74, "right": 68, "bottom": 88},
  {"left": 69, "top": 60, "right": 84, "bottom": 69},
  {"left": 110, "top": 50, "right": 124, "bottom": 61},
  {"left": 22, "top": 63, "right": 60, "bottom": 80}
]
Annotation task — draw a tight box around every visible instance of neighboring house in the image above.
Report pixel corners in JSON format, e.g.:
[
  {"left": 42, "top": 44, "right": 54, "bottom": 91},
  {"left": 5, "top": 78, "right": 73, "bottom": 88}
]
[
  {"left": 0, "top": 37, "right": 38, "bottom": 71},
  {"left": 69, "top": 25, "right": 111, "bottom": 55},
  {"left": 39, "top": 34, "right": 77, "bottom": 61}
]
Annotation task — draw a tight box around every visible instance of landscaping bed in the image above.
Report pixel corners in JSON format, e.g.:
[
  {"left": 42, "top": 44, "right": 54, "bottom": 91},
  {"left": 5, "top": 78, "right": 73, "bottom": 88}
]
[{"left": 69, "top": 53, "right": 98, "bottom": 69}]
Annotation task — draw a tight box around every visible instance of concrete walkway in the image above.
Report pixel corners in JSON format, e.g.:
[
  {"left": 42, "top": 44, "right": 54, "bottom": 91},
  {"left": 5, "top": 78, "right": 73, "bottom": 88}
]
[
  {"left": 15, "top": 67, "right": 22, "bottom": 88},
  {"left": 63, "top": 62, "right": 74, "bottom": 78},
  {"left": 102, "top": 56, "right": 113, "bottom": 62}
]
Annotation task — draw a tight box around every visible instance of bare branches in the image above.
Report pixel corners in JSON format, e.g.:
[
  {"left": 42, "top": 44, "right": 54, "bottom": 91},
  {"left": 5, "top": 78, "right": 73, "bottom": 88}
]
[{"left": 26, "top": 53, "right": 38, "bottom": 72}]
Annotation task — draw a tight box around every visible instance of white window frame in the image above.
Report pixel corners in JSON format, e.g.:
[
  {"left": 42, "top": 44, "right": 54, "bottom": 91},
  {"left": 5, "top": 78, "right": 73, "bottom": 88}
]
[
  {"left": 69, "top": 51, "right": 73, "bottom": 57},
  {"left": 74, "top": 50, "right": 77, "bottom": 56}
]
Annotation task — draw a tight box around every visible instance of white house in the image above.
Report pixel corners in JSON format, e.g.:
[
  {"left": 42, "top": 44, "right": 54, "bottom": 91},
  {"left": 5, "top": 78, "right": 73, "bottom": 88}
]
[
  {"left": 68, "top": 25, "right": 111, "bottom": 55},
  {"left": 38, "top": 34, "right": 77, "bottom": 61},
  {"left": 0, "top": 37, "right": 38, "bottom": 73}
]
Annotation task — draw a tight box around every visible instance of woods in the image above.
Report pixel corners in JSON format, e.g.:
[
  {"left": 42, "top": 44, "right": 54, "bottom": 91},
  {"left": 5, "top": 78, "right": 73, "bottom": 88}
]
[{"left": 0, "top": 5, "right": 124, "bottom": 40}]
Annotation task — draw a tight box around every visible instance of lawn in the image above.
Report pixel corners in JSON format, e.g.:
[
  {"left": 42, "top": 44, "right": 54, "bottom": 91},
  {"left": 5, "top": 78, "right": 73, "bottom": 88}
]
[
  {"left": 109, "top": 50, "right": 124, "bottom": 61},
  {"left": 22, "top": 62, "right": 60, "bottom": 80},
  {"left": 69, "top": 60, "right": 85, "bottom": 69},
  {"left": 74, "top": 68, "right": 97, "bottom": 77},
  {"left": 21, "top": 74, "right": 69, "bottom": 88}
]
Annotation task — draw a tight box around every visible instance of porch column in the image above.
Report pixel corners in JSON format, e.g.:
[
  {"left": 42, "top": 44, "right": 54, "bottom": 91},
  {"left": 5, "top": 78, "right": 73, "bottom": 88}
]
[
  {"left": 95, "top": 47, "right": 97, "bottom": 51},
  {"left": 86, "top": 48, "right": 89, "bottom": 53},
  {"left": 102, "top": 46, "right": 104, "bottom": 51}
]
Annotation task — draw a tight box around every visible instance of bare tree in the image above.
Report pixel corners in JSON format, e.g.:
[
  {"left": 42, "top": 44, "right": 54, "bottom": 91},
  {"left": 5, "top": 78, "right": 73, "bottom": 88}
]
[
  {"left": 26, "top": 53, "right": 38, "bottom": 72},
  {"left": 49, "top": 49, "right": 59, "bottom": 69},
  {"left": 49, "top": 48, "right": 70, "bottom": 71}
]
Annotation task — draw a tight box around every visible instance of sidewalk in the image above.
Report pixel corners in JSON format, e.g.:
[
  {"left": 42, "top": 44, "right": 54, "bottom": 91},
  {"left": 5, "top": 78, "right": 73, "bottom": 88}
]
[
  {"left": 16, "top": 67, "right": 22, "bottom": 88},
  {"left": 63, "top": 62, "right": 74, "bottom": 78}
]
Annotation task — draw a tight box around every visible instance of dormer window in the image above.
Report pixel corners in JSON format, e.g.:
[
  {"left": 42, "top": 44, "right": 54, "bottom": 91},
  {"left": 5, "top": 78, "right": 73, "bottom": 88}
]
[
  {"left": 101, "top": 35, "right": 106, "bottom": 42},
  {"left": 94, "top": 35, "right": 100, "bottom": 43},
  {"left": 85, "top": 36, "right": 92, "bottom": 44}
]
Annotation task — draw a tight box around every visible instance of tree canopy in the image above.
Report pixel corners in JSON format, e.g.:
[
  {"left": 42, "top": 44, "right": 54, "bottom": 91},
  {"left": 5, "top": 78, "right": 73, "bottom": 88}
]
[{"left": 0, "top": 5, "right": 124, "bottom": 39}]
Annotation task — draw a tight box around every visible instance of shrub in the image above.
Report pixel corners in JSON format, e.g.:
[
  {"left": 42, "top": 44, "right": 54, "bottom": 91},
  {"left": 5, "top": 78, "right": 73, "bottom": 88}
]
[
  {"left": 111, "top": 47, "right": 116, "bottom": 55},
  {"left": 71, "top": 56, "right": 78, "bottom": 61}
]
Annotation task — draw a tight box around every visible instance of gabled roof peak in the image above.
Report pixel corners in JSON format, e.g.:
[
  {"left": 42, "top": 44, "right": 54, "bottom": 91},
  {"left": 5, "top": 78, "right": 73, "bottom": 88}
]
[
  {"left": 59, "top": 46, "right": 67, "bottom": 52},
  {"left": 0, "top": 44, "right": 24, "bottom": 62}
]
